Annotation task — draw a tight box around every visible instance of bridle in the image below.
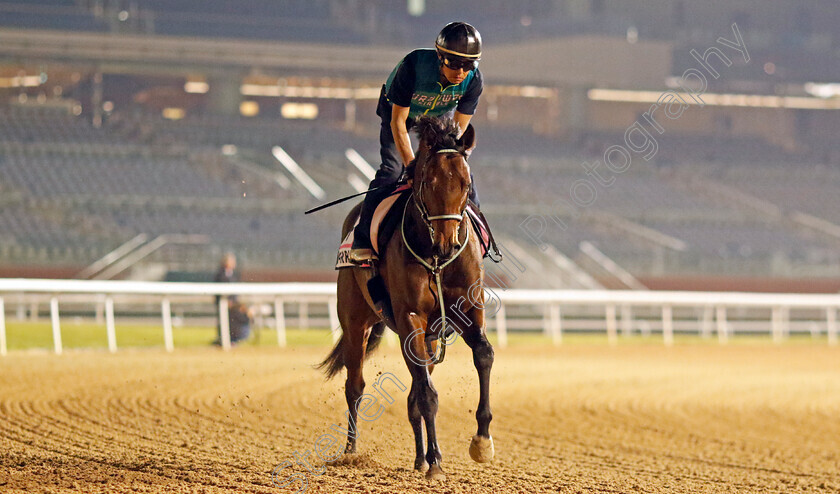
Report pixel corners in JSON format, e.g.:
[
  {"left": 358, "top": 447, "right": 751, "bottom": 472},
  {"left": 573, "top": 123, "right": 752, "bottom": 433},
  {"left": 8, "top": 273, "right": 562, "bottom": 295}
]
[
  {"left": 412, "top": 148, "right": 469, "bottom": 247},
  {"left": 400, "top": 147, "right": 472, "bottom": 365}
]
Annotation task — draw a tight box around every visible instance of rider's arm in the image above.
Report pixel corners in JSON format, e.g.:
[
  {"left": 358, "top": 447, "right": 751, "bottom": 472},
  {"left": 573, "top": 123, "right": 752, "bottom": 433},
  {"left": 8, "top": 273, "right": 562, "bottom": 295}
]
[
  {"left": 454, "top": 69, "right": 483, "bottom": 138},
  {"left": 390, "top": 104, "right": 415, "bottom": 168},
  {"left": 453, "top": 111, "right": 473, "bottom": 138}
]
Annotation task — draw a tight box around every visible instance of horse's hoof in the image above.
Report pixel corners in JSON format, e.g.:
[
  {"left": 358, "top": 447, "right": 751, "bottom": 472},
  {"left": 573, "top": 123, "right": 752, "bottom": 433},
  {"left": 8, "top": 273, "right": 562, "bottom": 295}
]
[
  {"left": 469, "top": 434, "right": 495, "bottom": 463},
  {"left": 414, "top": 458, "right": 429, "bottom": 472},
  {"left": 425, "top": 463, "right": 446, "bottom": 481}
]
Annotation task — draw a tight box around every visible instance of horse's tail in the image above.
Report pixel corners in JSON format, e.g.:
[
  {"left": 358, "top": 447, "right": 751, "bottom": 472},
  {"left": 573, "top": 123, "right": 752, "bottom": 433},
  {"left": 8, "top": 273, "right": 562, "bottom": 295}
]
[
  {"left": 318, "top": 322, "right": 387, "bottom": 380},
  {"left": 318, "top": 335, "right": 346, "bottom": 380}
]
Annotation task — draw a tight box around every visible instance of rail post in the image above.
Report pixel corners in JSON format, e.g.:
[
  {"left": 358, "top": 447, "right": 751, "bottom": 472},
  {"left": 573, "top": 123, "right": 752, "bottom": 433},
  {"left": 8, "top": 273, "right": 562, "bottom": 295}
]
[
  {"left": 620, "top": 304, "right": 633, "bottom": 337},
  {"left": 827, "top": 308, "right": 837, "bottom": 346},
  {"left": 771, "top": 306, "right": 783, "bottom": 344},
  {"left": 274, "top": 298, "right": 287, "bottom": 347},
  {"left": 548, "top": 303, "right": 562, "bottom": 346},
  {"left": 495, "top": 302, "right": 508, "bottom": 348},
  {"left": 105, "top": 296, "right": 117, "bottom": 353},
  {"left": 50, "top": 297, "right": 62, "bottom": 355},
  {"left": 716, "top": 306, "right": 728, "bottom": 344},
  {"left": 218, "top": 297, "right": 230, "bottom": 350},
  {"left": 700, "top": 306, "right": 713, "bottom": 338},
  {"left": 605, "top": 305, "right": 617, "bottom": 345},
  {"left": 662, "top": 305, "right": 674, "bottom": 346},
  {"left": 162, "top": 298, "right": 174, "bottom": 352}
]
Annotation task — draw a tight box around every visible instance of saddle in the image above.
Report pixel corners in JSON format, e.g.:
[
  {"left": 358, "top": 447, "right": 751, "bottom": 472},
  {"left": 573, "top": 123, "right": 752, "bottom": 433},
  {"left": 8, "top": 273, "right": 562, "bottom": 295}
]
[
  {"left": 335, "top": 184, "right": 409, "bottom": 269},
  {"left": 335, "top": 187, "right": 496, "bottom": 270}
]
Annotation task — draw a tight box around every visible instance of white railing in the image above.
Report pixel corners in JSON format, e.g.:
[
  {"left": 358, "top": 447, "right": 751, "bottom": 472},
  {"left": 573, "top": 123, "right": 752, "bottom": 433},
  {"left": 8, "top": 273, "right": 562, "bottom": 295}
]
[{"left": 0, "top": 278, "right": 838, "bottom": 356}]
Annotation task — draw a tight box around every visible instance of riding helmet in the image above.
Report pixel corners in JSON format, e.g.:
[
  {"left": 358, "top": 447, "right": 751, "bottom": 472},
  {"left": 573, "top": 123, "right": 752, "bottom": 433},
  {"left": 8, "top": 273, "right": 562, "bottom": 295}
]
[{"left": 435, "top": 22, "right": 482, "bottom": 68}]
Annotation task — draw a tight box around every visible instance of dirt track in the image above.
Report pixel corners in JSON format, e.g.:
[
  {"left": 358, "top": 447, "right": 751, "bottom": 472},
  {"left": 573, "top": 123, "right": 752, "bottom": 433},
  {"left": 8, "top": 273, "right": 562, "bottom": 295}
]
[{"left": 1, "top": 341, "right": 838, "bottom": 493}]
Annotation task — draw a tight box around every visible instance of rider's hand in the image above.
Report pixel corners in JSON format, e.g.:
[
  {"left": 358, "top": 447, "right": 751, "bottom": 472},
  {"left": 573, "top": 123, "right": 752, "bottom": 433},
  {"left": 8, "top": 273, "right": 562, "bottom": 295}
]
[{"left": 404, "top": 164, "right": 416, "bottom": 180}]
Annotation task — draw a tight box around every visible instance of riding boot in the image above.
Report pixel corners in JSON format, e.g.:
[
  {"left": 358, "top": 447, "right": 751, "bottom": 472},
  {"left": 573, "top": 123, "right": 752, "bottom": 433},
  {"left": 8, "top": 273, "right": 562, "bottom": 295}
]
[
  {"left": 468, "top": 173, "right": 480, "bottom": 209},
  {"left": 366, "top": 266, "right": 395, "bottom": 328},
  {"left": 349, "top": 194, "right": 378, "bottom": 264}
]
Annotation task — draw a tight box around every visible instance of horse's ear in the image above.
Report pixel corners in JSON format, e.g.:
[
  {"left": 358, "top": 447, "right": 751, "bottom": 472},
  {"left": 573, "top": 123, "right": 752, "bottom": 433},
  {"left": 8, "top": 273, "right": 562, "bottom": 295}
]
[
  {"left": 415, "top": 116, "right": 436, "bottom": 156},
  {"left": 458, "top": 123, "right": 476, "bottom": 153}
]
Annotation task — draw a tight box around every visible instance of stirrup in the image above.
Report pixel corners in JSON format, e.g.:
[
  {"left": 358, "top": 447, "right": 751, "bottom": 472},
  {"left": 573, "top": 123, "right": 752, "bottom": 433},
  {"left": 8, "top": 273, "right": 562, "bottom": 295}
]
[{"left": 349, "top": 248, "right": 378, "bottom": 265}]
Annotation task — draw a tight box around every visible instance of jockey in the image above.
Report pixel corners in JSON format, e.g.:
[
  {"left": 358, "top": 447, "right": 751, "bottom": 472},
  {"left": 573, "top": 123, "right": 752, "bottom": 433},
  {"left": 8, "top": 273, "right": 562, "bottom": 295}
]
[{"left": 349, "top": 21, "right": 484, "bottom": 264}]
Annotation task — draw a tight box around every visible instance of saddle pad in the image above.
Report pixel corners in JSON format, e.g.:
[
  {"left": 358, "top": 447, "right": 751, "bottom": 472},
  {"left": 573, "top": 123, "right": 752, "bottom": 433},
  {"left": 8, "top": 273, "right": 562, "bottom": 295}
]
[
  {"left": 371, "top": 184, "right": 411, "bottom": 255},
  {"left": 336, "top": 186, "right": 491, "bottom": 269},
  {"left": 335, "top": 220, "right": 359, "bottom": 269},
  {"left": 335, "top": 184, "right": 410, "bottom": 270}
]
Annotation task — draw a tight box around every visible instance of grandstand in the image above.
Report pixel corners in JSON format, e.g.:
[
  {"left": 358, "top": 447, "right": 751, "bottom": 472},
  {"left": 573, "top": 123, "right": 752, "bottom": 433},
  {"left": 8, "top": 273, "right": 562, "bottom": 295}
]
[
  {"left": 4, "top": 6, "right": 840, "bottom": 494},
  {"left": 1, "top": 102, "right": 838, "bottom": 287},
  {"left": 1, "top": 1, "right": 839, "bottom": 290}
]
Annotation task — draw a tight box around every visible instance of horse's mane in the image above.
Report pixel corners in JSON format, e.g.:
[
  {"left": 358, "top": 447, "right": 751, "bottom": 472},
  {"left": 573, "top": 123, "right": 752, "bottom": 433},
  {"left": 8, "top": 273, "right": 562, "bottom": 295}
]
[{"left": 414, "top": 116, "right": 462, "bottom": 153}]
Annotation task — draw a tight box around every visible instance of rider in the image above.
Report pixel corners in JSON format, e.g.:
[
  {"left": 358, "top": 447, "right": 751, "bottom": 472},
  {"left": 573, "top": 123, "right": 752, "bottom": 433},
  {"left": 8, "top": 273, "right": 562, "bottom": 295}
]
[{"left": 348, "top": 21, "right": 484, "bottom": 264}]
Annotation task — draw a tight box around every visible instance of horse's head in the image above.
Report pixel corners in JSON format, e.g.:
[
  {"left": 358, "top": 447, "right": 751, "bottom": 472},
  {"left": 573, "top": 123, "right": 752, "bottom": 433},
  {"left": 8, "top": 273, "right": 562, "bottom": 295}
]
[{"left": 412, "top": 116, "right": 476, "bottom": 259}]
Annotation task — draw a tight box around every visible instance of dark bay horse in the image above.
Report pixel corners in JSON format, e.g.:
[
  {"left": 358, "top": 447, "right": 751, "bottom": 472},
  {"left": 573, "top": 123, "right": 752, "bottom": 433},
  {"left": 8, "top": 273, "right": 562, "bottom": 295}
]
[{"left": 319, "top": 116, "right": 494, "bottom": 481}]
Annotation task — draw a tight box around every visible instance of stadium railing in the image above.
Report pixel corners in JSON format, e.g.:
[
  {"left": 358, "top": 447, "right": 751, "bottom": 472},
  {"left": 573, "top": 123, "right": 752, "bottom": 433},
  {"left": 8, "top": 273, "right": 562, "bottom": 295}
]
[{"left": 0, "top": 278, "right": 838, "bottom": 356}]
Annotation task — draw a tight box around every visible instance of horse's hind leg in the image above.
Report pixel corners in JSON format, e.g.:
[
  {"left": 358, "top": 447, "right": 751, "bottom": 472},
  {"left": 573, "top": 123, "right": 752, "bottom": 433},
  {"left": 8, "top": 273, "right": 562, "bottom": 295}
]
[
  {"left": 343, "top": 337, "right": 365, "bottom": 454},
  {"left": 337, "top": 271, "right": 378, "bottom": 454}
]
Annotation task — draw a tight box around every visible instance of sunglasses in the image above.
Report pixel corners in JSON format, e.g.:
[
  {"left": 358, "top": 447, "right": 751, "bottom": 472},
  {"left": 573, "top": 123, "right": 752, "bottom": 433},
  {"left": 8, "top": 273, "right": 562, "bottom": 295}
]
[{"left": 442, "top": 57, "right": 478, "bottom": 72}]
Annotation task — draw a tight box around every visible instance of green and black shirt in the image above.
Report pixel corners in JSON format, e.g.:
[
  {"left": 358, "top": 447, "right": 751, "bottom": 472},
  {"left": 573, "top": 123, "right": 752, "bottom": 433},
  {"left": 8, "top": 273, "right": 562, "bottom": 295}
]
[{"left": 384, "top": 48, "right": 483, "bottom": 119}]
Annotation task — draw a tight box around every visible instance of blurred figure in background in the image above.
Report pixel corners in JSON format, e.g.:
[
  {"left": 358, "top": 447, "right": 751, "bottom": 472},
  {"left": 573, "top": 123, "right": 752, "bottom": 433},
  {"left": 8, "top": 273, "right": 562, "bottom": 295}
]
[
  {"left": 228, "top": 300, "right": 254, "bottom": 345},
  {"left": 214, "top": 252, "right": 238, "bottom": 285},
  {"left": 213, "top": 252, "right": 239, "bottom": 345}
]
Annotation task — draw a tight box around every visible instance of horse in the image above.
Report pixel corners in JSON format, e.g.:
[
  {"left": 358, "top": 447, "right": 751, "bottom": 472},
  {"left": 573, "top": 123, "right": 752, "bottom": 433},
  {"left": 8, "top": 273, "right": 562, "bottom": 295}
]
[{"left": 319, "top": 116, "right": 495, "bottom": 481}]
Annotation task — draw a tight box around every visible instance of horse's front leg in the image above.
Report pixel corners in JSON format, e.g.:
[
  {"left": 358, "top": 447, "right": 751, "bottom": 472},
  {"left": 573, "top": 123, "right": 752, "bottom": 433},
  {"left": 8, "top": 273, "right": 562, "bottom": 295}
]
[
  {"left": 403, "top": 312, "right": 428, "bottom": 471},
  {"left": 400, "top": 311, "right": 446, "bottom": 480},
  {"left": 462, "top": 320, "right": 495, "bottom": 463}
]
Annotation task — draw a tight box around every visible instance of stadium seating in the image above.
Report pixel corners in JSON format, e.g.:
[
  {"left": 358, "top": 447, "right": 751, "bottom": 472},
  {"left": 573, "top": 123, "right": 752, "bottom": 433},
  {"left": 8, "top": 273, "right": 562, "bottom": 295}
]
[
  {"left": 0, "top": 1, "right": 107, "bottom": 32},
  {"left": 716, "top": 163, "right": 840, "bottom": 224},
  {"left": 0, "top": 152, "right": 235, "bottom": 198},
  {"left": 1, "top": 103, "right": 839, "bottom": 280}
]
